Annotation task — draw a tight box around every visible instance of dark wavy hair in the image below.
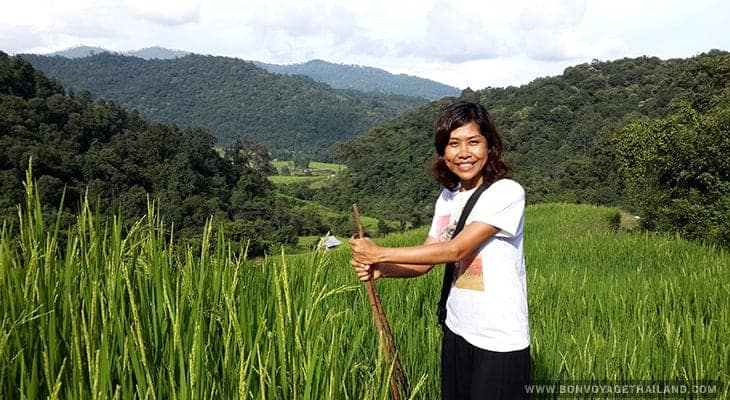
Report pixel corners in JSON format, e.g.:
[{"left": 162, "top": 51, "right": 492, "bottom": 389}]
[{"left": 430, "top": 101, "right": 510, "bottom": 191}]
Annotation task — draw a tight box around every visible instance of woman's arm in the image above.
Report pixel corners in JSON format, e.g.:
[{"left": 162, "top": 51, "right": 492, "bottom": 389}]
[
  {"left": 351, "top": 236, "right": 439, "bottom": 281},
  {"left": 350, "top": 221, "right": 499, "bottom": 266}
]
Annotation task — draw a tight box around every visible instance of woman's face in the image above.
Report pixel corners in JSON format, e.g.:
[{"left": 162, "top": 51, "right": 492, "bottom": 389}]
[{"left": 443, "top": 121, "right": 488, "bottom": 191}]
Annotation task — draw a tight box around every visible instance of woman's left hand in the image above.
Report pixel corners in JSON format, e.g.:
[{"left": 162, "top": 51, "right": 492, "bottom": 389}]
[{"left": 349, "top": 237, "right": 381, "bottom": 265}]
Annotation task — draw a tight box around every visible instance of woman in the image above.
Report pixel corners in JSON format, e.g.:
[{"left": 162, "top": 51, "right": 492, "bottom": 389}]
[{"left": 350, "top": 101, "right": 530, "bottom": 399}]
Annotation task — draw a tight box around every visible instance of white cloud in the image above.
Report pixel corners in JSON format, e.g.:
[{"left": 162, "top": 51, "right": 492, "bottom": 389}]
[
  {"left": 55, "top": 7, "right": 120, "bottom": 39},
  {"left": 397, "top": 0, "right": 509, "bottom": 63},
  {"left": 245, "top": 2, "right": 387, "bottom": 62},
  {"left": 388, "top": 55, "right": 574, "bottom": 90},
  {"left": 0, "top": 0, "right": 728, "bottom": 88},
  {"left": 261, "top": 3, "right": 355, "bottom": 38},
  {"left": 124, "top": 0, "right": 202, "bottom": 26},
  {"left": 518, "top": 0, "right": 589, "bottom": 61},
  {"left": 0, "top": 25, "right": 47, "bottom": 54}
]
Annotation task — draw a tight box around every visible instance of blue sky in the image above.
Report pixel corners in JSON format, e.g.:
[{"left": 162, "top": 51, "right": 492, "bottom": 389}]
[{"left": 1, "top": 0, "right": 728, "bottom": 89}]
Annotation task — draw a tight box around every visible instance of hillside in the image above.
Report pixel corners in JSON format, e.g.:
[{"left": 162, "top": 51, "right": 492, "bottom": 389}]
[
  {"left": 40, "top": 46, "right": 459, "bottom": 99},
  {"left": 126, "top": 46, "right": 191, "bottom": 59},
  {"left": 19, "top": 52, "right": 425, "bottom": 160},
  {"left": 46, "top": 45, "right": 109, "bottom": 58},
  {"left": 254, "top": 59, "right": 461, "bottom": 100},
  {"left": 0, "top": 51, "right": 365, "bottom": 255},
  {"left": 309, "top": 51, "right": 729, "bottom": 245}
]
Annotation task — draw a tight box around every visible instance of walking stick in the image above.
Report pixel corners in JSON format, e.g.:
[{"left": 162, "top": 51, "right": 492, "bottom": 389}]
[{"left": 352, "top": 204, "right": 410, "bottom": 400}]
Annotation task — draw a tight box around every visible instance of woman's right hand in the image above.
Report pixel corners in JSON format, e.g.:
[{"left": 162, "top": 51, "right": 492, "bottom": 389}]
[{"left": 350, "top": 259, "right": 382, "bottom": 281}]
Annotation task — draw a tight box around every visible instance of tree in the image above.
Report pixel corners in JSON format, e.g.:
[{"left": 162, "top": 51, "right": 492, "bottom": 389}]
[
  {"left": 293, "top": 153, "right": 311, "bottom": 170},
  {"left": 615, "top": 101, "right": 729, "bottom": 246},
  {"left": 0, "top": 53, "right": 316, "bottom": 256}
]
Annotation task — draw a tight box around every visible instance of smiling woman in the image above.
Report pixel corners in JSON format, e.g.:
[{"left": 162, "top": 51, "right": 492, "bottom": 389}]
[
  {"left": 349, "top": 101, "right": 530, "bottom": 399},
  {"left": 431, "top": 101, "right": 510, "bottom": 192},
  {"left": 442, "top": 122, "right": 488, "bottom": 190}
]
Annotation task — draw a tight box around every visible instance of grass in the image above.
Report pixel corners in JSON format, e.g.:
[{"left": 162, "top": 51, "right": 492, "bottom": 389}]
[
  {"left": 1, "top": 171, "right": 398, "bottom": 399},
  {"left": 524, "top": 204, "right": 728, "bottom": 385},
  {"left": 308, "top": 162, "right": 346, "bottom": 173},
  {"left": 1, "top": 175, "right": 728, "bottom": 399}
]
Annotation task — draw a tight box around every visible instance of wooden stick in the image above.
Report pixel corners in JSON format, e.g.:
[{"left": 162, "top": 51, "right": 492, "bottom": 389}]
[{"left": 353, "top": 204, "right": 410, "bottom": 399}]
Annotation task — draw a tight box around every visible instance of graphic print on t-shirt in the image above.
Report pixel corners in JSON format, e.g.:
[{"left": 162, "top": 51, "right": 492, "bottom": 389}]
[
  {"left": 454, "top": 254, "right": 484, "bottom": 291},
  {"left": 436, "top": 215, "right": 453, "bottom": 242},
  {"left": 435, "top": 213, "right": 485, "bottom": 292}
]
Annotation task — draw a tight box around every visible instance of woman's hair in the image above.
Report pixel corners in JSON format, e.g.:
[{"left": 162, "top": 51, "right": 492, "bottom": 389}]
[{"left": 430, "top": 101, "right": 510, "bottom": 191}]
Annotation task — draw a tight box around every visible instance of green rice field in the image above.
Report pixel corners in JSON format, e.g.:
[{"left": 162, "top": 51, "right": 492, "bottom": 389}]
[
  {"left": 1, "top": 178, "right": 727, "bottom": 398},
  {"left": 269, "top": 161, "right": 345, "bottom": 187},
  {"left": 272, "top": 161, "right": 345, "bottom": 174},
  {"left": 267, "top": 175, "right": 323, "bottom": 185},
  {"left": 269, "top": 161, "right": 346, "bottom": 189}
]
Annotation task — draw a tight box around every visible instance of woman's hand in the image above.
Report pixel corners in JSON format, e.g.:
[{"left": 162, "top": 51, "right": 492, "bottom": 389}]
[
  {"left": 349, "top": 237, "right": 383, "bottom": 281},
  {"left": 349, "top": 237, "right": 381, "bottom": 265},
  {"left": 350, "top": 259, "right": 382, "bottom": 281}
]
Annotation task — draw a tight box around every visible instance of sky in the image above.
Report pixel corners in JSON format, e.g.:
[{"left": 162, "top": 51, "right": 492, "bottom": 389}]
[{"left": 1, "top": 0, "right": 728, "bottom": 90}]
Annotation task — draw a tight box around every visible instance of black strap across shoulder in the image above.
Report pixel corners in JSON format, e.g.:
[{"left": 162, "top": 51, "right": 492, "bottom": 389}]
[{"left": 437, "top": 183, "right": 489, "bottom": 325}]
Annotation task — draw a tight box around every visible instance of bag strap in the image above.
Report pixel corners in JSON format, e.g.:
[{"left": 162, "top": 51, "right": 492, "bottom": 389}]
[{"left": 437, "top": 183, "right": 489, "bottom": 325}]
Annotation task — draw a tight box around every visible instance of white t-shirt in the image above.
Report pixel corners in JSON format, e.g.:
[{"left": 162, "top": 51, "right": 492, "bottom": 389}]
[{"left": 428, "top": 179, "right": 530, "bottom": 352}]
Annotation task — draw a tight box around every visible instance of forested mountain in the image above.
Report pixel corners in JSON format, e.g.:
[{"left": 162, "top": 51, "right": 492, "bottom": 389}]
[
  {"left": 40, "top": 47, "right": 458, "bottom": 99},
  {"left": 0, "top": 52, "right": 345, "bottom": 255},
  {"left": 9, "top": 48, "right": 727, "bottom": 246},
  {"left": 254, "top": 59, "right": 461, "bottom": 100},
  {"left": 19, "top": 53, "right": 424, "bottom": 160},
  {"left": 308, "top": 51, "right": 729, "bottom": 245},
  {"left": 47, "top": 45, "right": 190, "bottom": 59},
  {"left": 126, "top": 46, "right": 191, "bottom": 59},
  {"left": 47, "top": 46, "right": 109, "bottom": 58}
]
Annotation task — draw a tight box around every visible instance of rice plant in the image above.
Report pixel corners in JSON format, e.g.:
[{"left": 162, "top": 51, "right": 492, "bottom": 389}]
[
  {"left": 0, "top": 169, "right": 398, "bottom": 399},
  {"left": 1, "top": 172, "right": 727, "bottom": 399}
]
